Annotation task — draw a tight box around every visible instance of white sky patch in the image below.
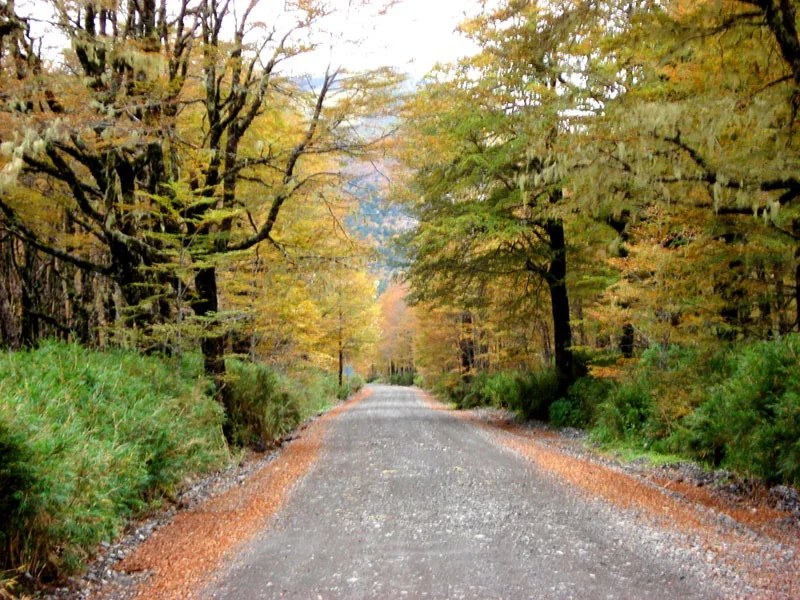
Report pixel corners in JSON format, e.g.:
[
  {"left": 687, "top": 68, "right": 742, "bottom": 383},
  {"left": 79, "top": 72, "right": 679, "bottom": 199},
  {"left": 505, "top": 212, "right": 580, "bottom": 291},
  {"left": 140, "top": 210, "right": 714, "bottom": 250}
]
[
  {"left": 20, "top": 0, "right": 482, "bottom": 81},
  {"left": 283, "top": 0, "right": 482, "bottom": 79}
]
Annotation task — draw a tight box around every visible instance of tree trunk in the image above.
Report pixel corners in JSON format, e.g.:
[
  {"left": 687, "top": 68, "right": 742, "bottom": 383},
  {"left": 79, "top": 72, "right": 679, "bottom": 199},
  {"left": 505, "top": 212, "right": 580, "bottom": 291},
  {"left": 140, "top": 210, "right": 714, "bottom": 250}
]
[
  {"left": 459, "top": 311, "right": 475, "bottom": 379},
  {"left": 575, "top": 299, "right": 586, "bottom": 346},
  {"left": 338, "top": 309, "right": 344, "bottom": 388},
  {"left": 619, "top": 324, "right": 635, "bottom": 358},
  {"left": 338, "top": 339, "right": 344, "bottom": 389},
  {"left": 543, "top": 219, "right": 575, "bottom": 397},
  {"left": 540, "top": 320, "right": 552, "bottom": 364},
  {"left": 19, "top": 246, "right": 36, "bottom": 348},
  {"left": 195, "top": 266, "right": 230, "bottom": 435}
]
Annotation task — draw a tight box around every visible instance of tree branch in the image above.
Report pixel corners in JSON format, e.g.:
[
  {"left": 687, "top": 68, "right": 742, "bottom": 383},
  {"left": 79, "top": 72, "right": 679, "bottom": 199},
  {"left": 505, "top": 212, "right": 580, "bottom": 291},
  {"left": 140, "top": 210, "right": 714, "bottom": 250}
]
[{"left": 0, "top": 197, "right": 111, "bottom": 274}]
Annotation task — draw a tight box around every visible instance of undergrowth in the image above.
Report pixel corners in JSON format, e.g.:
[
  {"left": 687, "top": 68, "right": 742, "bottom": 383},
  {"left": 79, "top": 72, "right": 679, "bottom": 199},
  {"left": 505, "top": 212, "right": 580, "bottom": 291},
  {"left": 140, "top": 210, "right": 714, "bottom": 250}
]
[
  {"left": 433, "top": 369, "right": 561, "bottom": 420},
  {"left": 426, "top": 336, "right": 800, "bottom": 487},
  {"left": 384, "top": 371, "right": 416, "bottom": 386},
  {"left": 592, "top": 336, "right": 800, "bottom": 486},
  {"left": 224, "top": 361, "right": 357, "bottom": 446},
  {"left": 0, "top": 341, "right": 229, "bottom": 580},
  {"left": 0, "top": 343, "right": 352, "bottom": 584}
]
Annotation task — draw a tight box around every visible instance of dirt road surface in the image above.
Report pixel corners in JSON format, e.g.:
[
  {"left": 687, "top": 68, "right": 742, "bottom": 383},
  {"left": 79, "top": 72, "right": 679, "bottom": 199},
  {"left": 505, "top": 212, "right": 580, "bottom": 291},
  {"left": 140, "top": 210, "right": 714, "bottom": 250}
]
[{"left": 201, "top": 386, "right": 725, "bottom": 599}]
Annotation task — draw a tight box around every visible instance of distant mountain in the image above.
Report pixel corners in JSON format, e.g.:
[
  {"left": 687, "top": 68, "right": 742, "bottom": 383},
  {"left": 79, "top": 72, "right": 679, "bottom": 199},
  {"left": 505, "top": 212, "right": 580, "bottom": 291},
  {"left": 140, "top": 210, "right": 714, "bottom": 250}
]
[{"left": 345, "top": 172, "right": 412, "bottom": 293}]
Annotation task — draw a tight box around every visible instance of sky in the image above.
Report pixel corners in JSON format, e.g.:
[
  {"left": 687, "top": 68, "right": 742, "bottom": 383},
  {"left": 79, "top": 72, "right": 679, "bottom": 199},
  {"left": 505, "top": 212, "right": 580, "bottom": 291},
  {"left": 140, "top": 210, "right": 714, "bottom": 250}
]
[
  {"left": 271, "top": 0, "right": 483, "bottom": 79},
  {"left": 22, "top": 0, "right": 483, "bottom": 80}
]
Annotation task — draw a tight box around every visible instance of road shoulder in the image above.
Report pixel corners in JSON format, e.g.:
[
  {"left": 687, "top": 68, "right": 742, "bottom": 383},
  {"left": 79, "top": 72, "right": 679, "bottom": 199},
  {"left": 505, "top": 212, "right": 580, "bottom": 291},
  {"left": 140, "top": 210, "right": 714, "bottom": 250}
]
[
  {"left": 419, "top": 391, "right": 800, "bottom": 598},
  {"left": 77, "top": 388, "right": 372, "bottom": 600}
]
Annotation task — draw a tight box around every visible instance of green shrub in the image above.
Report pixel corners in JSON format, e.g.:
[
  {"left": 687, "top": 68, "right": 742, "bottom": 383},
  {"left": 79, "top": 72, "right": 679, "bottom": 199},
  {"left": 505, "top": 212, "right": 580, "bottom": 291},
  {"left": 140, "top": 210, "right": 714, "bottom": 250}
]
[
  {"left": 350, "top": 373, "right": 365, "bottom": 394},
  {"left": 549, "top": 377, "right": 612, "bottom": 428},
  {"left": 590, "top": 343, "right": 732, "bottom": 446},
  {"left": 510, "top": 368, "right": 560, "bottom": 420},
  {"left": 454, "top": 373, "right": 491, "bottom": 409},
  {"left": 675, "top": 335, "right": 800, "bottom": 485},
  {"left": 225, "top": 360, "right": 303, "bottom": 447},
  {"left": 574, "top": 347, "right": 623, "bottom": 368},
  {"left": 432, "top": 372, "right": 462, "bottom": 403},
  {"left": 289, "top": 368, "right": 340, "bottom": 413},
  {"left": 438, "top": 372, "right": 507, "bottom": 410},
  {"left": 412, "top": 374, "right": 425, "bottom": 388},
  {"left": 430, "top": 369, "right": 560, "bottom": 419},
  {"left": 586, "top": 336, "right": 800, "bottom": 486},
  {"left": 387, "top": 371, "right": 415, "bottom": 386},
  {"left": 0, "top": 341, "right": 229, "bottom": 579},
  {"left": 569, "top": 377, "right": 614, "bottom": 425},
  {"left": 594, "top": 379, "right": 654, "bottom": 444},
  {"left": 0, "top": 422, "right": 33, "bottom": 546},
  {"left": 549, "top": 398, "right": 578, "bottom": 428},
  {"left": 482, "top": 372, "right": 520, "bottom": 408},
  {"left": 337, "top": 374, "right": 365, "bottom": 400}
]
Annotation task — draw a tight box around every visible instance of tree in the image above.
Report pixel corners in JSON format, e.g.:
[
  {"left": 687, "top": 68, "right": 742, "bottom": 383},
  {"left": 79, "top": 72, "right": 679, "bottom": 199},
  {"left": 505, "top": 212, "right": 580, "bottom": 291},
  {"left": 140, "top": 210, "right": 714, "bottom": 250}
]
[
  {"left": 376, "top": 281, "right": 416, "bottom": 377},
  {"left": 573, "top": 0, "right": 800, "bottom": 341},
  {"left": 396, "top": 1, "right": 617, "bottom": 393},
  {"left": 316, "top": 264, "right": 379, "bottom": 386},
  {"left": 0, "top": 0, "right": 400, "bottom": 407}
]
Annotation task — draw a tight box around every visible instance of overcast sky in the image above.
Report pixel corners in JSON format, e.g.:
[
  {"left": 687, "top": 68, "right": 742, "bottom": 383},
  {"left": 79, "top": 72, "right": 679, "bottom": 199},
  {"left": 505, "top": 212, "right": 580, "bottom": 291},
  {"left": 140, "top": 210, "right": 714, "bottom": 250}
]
[
  {"left": 285, "top": 0, "right": 482, "bottom": 79},
  {"left": 24, "top": 0, "right": 482, "bottom": 80}
]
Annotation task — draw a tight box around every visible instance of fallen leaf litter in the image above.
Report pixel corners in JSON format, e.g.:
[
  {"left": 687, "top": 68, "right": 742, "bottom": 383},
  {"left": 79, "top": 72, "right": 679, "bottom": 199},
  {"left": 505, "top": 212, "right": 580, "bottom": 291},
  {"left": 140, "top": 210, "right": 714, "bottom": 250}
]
[
  {"left": 419, "top": 392, "right": 800, "bottom": 599},
  {"left": 84, "top": 387, "right": 799, "bottom": 599},
  {"left": 108, "top": 388, "right": 372, "bottom": 600}
]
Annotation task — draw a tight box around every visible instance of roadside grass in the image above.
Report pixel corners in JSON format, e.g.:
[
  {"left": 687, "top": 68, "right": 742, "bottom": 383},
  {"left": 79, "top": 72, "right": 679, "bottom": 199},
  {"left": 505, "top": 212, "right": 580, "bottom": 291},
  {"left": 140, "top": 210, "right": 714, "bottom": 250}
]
[
  {"left": 0, "top": 341, "right": 229, "bottom": 580},
  {"left": 593, "top": 442, "right": 696, "bottom": 469},
  {"left": 0, "top": 343, "right": 351, "bottom": 584}
]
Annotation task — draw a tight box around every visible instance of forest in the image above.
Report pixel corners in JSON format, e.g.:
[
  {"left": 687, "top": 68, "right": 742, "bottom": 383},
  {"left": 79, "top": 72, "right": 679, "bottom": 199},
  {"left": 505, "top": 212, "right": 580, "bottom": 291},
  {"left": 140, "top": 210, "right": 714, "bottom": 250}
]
[
  {"left": 2, "top": 0, "right": 800, "bottom": 591},
  {"left": 391, "top": 0, "right": 800, "bottom": 484}
]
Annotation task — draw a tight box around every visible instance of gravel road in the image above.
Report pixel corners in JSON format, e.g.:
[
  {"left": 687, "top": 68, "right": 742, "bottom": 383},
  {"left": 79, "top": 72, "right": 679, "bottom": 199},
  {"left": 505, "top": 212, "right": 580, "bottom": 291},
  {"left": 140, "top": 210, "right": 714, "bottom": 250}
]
[{"left": 204, "top": 385, "right": 719, "bottom": 599}]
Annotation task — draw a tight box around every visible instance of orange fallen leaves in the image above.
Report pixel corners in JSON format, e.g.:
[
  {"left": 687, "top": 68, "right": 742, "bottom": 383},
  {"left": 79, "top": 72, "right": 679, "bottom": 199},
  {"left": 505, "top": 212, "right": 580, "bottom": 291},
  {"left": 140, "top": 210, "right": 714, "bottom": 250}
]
[{"left": 114, "top": 388, "right": 372, "bottom": 600}]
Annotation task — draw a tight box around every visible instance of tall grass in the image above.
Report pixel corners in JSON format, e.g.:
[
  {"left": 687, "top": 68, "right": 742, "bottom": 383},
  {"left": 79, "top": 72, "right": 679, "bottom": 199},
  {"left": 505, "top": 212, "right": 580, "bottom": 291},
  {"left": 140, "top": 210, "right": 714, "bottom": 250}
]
[
  {"left": 224, "top": 361, "right": 356, "bottom": 447},
  {"left": 0, "top": 343, "right": 355, "bottom": 584},
  {"left": 0, "top": 342, "right": 229, "bottom": 579}
]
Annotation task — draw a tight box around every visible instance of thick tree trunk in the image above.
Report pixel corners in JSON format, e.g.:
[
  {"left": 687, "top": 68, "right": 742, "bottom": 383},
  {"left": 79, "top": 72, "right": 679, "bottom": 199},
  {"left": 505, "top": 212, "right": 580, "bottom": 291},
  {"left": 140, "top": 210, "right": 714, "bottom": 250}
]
[
  {"left": 195, "top": 266, "right": 230, "bottom": 432},
  {"left": 543, "top": 219, "right": 575, "bottom": 398}
]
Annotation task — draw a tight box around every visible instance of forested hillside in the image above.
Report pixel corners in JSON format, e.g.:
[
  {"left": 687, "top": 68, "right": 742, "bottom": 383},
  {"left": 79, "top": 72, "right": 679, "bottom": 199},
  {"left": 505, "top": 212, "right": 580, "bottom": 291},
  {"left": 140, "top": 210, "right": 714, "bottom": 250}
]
[{"left": 347, "top": 176, "right": 412, "bottom": 291}]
